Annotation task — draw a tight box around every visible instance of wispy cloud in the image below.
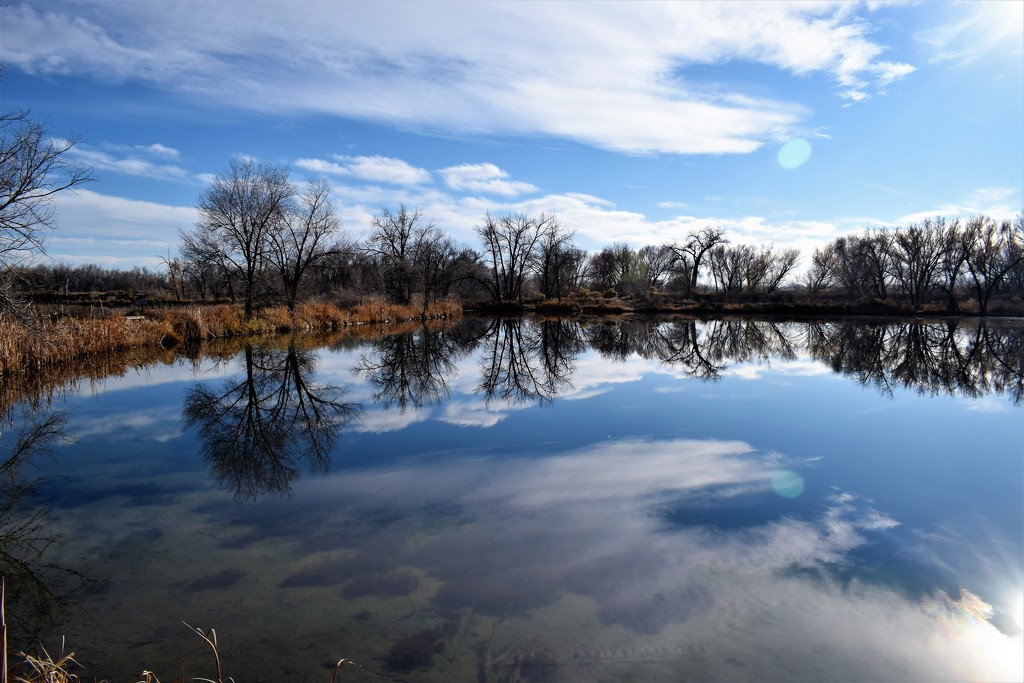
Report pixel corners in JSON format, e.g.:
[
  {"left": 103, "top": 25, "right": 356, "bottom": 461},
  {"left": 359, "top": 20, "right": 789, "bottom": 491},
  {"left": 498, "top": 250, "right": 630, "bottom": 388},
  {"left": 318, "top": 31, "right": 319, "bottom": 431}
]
[
  {"left": 895, "top": 186, "right": 1022, "bottom": 225},
  {"left": 63, "top": 141, "right": 194, "bottom": 182},
  {"left": 48, "top": 189, "right": 196, "bottom": 266},
  {"left": 2, "top": 2, "right": 916, "bottom": 156},
  {"left": 916, "top": 3, "right": 1024, "bottom": 68},
  {"left": 438, "top": 163, "right": 537, "bottom": 197}
]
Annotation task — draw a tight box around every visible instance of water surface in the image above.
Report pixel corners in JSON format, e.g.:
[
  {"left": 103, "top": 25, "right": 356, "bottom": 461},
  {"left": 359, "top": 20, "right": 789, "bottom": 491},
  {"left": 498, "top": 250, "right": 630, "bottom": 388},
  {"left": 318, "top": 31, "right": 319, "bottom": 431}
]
[{"left": 2, "top": 317, "right": 1021, "bottom": 682}]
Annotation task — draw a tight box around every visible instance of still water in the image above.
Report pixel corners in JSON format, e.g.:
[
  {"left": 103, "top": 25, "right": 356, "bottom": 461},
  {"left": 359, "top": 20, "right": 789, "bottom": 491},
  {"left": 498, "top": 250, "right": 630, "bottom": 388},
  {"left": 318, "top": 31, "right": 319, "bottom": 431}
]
[{"left": 2, "top": 317, "right": 1022, "bottom": 682}]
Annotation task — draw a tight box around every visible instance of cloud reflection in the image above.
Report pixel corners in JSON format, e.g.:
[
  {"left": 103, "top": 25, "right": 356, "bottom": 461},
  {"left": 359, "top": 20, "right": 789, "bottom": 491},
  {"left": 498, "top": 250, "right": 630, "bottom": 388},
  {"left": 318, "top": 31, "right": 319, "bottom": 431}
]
[{"left": 296, "top": 435, "right": 1021, "bottom": 681}]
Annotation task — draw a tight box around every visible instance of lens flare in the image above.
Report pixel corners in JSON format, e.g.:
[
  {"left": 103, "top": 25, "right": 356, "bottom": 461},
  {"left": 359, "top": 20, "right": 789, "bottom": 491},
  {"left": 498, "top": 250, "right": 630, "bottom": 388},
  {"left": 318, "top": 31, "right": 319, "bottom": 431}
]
[
  {"left": 777, "top": 138, "right": 812, "bottom": 169},
  {"left": 771, "top": 469, "right": 804, "bottom": 498}
]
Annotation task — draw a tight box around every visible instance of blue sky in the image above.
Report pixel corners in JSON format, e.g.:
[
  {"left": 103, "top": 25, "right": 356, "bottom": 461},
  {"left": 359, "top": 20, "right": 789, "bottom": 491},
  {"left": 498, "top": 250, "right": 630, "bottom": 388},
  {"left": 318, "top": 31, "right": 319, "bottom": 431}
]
[{"left": 2, "top": 0, "right": 1022, "bottom": 269}]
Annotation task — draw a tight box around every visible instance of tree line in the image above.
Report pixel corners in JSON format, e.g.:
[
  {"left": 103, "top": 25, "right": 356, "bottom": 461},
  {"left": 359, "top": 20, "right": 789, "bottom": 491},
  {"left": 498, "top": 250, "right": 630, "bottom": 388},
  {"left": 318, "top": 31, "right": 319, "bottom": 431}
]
[{"left": 5, "top": 152, "right": 1023, "bottom": 316}]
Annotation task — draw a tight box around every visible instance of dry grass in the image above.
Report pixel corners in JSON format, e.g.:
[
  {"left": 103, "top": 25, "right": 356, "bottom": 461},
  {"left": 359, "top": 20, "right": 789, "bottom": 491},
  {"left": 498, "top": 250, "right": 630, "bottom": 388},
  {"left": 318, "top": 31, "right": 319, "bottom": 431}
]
[
  {"left": 0, "top": 299, "right": 462, "bottom": 378},
  {"left": 11, "top": 639, "right": 82, "bottom": 683},
  {"left": 0, "top": 314, "right": 176, "bottom": 376},
  {"left": 6, "top": 625, "right": 359, "bottom": 683}
]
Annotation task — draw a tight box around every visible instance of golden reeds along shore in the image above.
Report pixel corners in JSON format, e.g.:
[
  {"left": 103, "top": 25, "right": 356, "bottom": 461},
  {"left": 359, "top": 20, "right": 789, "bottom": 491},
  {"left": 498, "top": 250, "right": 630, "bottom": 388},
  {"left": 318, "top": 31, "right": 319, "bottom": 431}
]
[{"left": 0, "top": 299, "right": 462, "bottom": 377}]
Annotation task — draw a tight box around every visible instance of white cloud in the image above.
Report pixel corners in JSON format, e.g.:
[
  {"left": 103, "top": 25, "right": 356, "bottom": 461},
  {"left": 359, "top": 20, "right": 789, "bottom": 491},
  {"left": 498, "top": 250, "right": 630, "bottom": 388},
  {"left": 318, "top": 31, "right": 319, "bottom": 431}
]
[
  {"left": 439, "top": 163, "right": 537, "bottom": 197},
  {"left": 297, "top": 155, "right": 430, "bottom": 185},
  {"left": 295, "top": 158, "right": 351, "bottom": 176},
  {"left": 355, "top": 407, "right": 430, "bottom": 433},
  {"left": 343, "top": 155, "right": 431, "bottom": 185},
  {"left": 966, "top": 397, "right": 1010, "bottom": 414},
  {"left": 64, "top": 142, "right": 193, "bottom": 182},
  {"left": 439, "top": 398, "right": 532, "bottom": 428},
  {"left": 725, "top": 359, "right": 832, "bottom": 381},
  {"left": 47, "top": 189, "right": 196, "bottom": 266},
  {"left": 1, "top": 1, "right": 917, "bottom": 156},
  {"left": 894, "top": 186, "right": 1022, "bottom": 225},
  {"left": 916, "top": 3, "right": 1024, "bottom": 67},
  {"left": 141, "top": 143, "right": 181, "bottom": 159},
  {"left": 290, "top": 435, "right": 1021, "bottom": 682},
  {"left": 49, "top": 152, "right": 1015, "bottom": 271}
]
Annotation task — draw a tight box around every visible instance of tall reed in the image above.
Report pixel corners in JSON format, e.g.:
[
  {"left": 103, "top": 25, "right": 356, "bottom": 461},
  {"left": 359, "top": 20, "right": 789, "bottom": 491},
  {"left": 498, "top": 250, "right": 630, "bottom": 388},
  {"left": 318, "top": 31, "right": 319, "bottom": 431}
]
[{"left": 0, "top": 299, "right": 462, "bottom": 378}]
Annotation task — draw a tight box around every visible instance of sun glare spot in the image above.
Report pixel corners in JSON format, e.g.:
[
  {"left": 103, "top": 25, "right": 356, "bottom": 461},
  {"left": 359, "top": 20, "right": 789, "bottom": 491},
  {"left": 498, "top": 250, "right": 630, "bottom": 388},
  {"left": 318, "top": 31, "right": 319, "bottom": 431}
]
[
  {"left": 928, "top": 589, "right": 1024, "bottom": 682},
  {"left": 771, "top": 469, "right": 804, "bottom": 498},
  {"left": 777, "top": 138, "right": 812, "bottom": 170}
]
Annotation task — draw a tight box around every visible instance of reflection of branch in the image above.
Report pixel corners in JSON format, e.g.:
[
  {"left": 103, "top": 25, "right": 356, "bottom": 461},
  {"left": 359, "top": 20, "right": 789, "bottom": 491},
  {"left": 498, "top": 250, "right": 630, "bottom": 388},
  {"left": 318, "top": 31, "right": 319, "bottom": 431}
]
[
  {"left": 183, "top": 341, "right": 358, "bottom": 499},
  {"left": 477, "top": 318, "right": 579, "bottom": 405},
  {"left": 354, "top": 325, "right": 464, "bottom": 411},
  {"left": 654, "top": 321, "right": 725, "bottom": 380},
  {"left": 805, "top": 320, "right": 1023, "bottom": 404},
  {"left": 576, "top": 316, "right": 1021, "bottom": 403},
  {"left": 1, "top": 409, "right": 90, "bottom": 647}
]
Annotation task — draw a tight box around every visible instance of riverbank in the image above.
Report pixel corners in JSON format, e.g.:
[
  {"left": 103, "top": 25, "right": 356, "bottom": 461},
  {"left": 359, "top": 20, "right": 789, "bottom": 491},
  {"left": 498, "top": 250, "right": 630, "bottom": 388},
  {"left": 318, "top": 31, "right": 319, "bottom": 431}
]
[
  {"left": 0, "top": 300, "right": 461, "bottom": 377},
  {"left": 469, "top": 293, "right": 1024, "bottom": 319},
  {"left": 4, "top": 292, "right": 1022, "bottom": 378}
]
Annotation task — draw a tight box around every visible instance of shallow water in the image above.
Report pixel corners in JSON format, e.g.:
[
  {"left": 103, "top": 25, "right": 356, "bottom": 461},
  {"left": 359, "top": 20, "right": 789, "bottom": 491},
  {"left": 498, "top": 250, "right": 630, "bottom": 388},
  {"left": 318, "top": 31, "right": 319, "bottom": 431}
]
[{"left": 2, "top": 317, "right": 1022, "bottom": 682}]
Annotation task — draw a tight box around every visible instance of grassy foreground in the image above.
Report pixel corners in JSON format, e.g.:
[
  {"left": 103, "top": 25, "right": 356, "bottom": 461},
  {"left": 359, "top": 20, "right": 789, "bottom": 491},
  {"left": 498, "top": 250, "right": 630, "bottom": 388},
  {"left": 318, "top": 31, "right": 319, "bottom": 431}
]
[{"left": 0, "top": 299, "right": 462, "bottom": 377}]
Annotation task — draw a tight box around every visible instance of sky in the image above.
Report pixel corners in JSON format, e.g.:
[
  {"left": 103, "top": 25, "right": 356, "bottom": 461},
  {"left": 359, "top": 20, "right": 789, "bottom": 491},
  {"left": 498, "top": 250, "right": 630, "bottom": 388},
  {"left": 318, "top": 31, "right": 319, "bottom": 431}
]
[{"left": 1, "top": 0, "right": 1022, "bottom": 270}]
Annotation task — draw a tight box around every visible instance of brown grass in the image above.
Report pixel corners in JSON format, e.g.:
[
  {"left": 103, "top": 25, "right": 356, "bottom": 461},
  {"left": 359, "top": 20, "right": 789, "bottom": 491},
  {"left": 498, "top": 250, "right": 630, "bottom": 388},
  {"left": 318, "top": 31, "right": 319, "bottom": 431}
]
[{"left": 0, "top": 299, "right": 462, "bottom": 378}]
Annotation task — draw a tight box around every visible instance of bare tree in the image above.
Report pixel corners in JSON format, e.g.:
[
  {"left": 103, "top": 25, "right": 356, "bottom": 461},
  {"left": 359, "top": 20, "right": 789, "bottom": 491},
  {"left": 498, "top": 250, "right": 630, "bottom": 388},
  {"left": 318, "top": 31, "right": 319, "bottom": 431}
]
[
  {"left": 803, "top": 246, "right": 838, "bottom": 295},
  {"left": 888, "top": 219, "right": 945, "bottom": 308},
  {"left": 668, "top": 226, "right": 727, "bottom": 294},
  {"left": 587, "top": 242, "right": 637, "bottom": 294},
  {"left": 268, "top": 179, "right": 346, "bottom": 311},
  {"left": 410, "top": 224, "right": 460, "bottom": 316},
  {"left": 365, "top": 204, "right": 423, "bottom": 305},
  {"left": 1, "top": 109, "right": 93, "bottom": 320},
  {"left": 635, "top": 244, "right": 676, "bottom": 292},
  {"left": 961, "top": 215, "right": 1024, "bottom": 316},
  {"left": 828, "top": 230, "right": 893, "bottom": 299},
  {"left": 185, "top": 158, "right": 293, "bottom": 317},
  {"left": 708, "top": 244, "right": 749, "bottom": 293},
  {"left": 475, "top": 212, "right": 556, "bottom": 304},
  {"left": 364, "top": 205, "right": 461, "bottom": 313},
  {"left": 535, "top": 221, "right": 581, "bottom": 302},
  {"left": 158, "top": 251, "right": 184, "bottom": 302},
  {"left": 760, "top": 246, "right": 800, "bottom": 292}
]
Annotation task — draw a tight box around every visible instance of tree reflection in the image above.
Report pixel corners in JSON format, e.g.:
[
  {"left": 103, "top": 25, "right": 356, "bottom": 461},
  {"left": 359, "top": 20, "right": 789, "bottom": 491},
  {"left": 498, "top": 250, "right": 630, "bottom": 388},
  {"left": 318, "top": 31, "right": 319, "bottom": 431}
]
[
  {"left": 477, "top": 318, "right": 583, "bottom": 404},
  {"left": 651, "top": 320, "right": 727, "bottom": 380},
  {"left": 1, "top": 408, "right": 89, "bottom": 647},
  {"left": 805, "top": 320, "right": 1024, "bottom": 403},
  {"left": 183, "top": 341, "right": 358, "bottom": 499},
  {"left": 354, "top": 324, "right": 470, "bottom": 411},
  {"left": 460, "top": 317, "right": 1022, "bottom": 405}
]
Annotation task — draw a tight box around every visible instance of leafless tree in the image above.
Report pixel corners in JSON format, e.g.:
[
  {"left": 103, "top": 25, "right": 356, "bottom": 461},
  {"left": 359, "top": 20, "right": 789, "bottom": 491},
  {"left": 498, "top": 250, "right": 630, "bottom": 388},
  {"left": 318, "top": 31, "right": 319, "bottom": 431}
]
[
  {"left": 185, "top": 158, "right": 293, "bottom": 317},
  {"left": 535, "top": 221, "right": 582, "bottom": 302},
  {"left": 364, "top": 204, "right": 423, "bottom": 305},
  {"left": 826, "top": 230, "right": 893, "bottom": 299},
  {"left": 414, "top": 230, "right": 463, "bottom": 316},
  {"left": 635, "top": 244, "right": 676, "bottom": 292},
  {"left": 960, "top": 215, "right": 1024, "bottom": 316},
  {"left": 1, "top": 109, "right": 93, "bottom": 320},
  {"left": 475, "top": 212, "right": 557, "bottom": 304},
  {"left": 268, "top": 179, "right": 347, "bottom": 311},
  {"left": 668, "top": 226, "right": 728, "bottom": 293},
  {"left": 365, "top": 205, "right": 462, "bottom": 314},
  {"left": 887, "top": 219, "right": 946, "bottom": 308},
  {"left": 803, "top": 246, "right": 838, "bottom": 294},
  {"left": 708, "top": 244, "right": 749, "bottom": 293}
]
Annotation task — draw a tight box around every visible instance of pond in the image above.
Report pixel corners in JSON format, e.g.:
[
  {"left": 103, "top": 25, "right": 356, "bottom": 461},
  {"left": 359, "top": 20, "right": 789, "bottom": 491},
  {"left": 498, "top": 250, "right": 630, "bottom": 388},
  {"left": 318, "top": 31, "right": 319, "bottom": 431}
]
[{"left": 2, "top": 316, "right": 1022, "bottom": 682}]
